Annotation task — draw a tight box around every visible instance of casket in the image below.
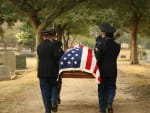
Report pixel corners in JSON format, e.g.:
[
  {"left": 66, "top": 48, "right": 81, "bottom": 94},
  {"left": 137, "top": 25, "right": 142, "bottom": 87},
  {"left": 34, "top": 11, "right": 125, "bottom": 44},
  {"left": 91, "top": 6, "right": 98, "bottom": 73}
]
[
  {"left": 59, "top": 45, "right": 101, "bottom": 84},
  {"left": 60, "top": 71, "right": 95, "bottom": 78}
]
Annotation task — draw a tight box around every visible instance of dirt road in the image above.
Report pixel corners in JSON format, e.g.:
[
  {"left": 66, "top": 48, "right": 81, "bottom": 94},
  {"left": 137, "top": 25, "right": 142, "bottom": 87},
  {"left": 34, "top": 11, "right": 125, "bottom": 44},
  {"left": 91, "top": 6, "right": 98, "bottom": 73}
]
[{"left": 0, "top": 60, "right": 150, "bottom": 113}]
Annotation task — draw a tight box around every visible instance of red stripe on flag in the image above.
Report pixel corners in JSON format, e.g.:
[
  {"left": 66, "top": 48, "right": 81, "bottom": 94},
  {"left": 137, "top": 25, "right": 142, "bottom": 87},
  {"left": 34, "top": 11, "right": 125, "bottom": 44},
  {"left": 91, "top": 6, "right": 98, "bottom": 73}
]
[
  {"left": 85, "top": 48, "right": 92, "bottom": 70},
  {"left": 94, "top": 63, "right": 99, "bottom": 74},
  {"left": 98, "top": 76, "right": 102, "bottom": 82}
]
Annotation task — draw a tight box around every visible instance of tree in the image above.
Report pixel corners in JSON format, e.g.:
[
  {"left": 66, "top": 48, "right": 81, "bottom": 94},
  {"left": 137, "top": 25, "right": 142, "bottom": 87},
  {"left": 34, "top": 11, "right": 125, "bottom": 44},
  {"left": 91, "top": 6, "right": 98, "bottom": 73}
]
[
  {"left": 54, "top": 5, "right": 91, "bottom": 49},
  {"left": 88, "top": 0, "right": 150, "bottom": 64},
  {"left": 17, "top": 21, "right": 35, "bottom": 52},
  {"left": 5, "top": 0, "right": 87, "bottom": 48},
  {"left": 16, "top": 32, "right": 35, "bottom": 52},
  {"left": 0, "top": 0, "right": 19, "bottom": 36},
  {"left": 113, "top": 0, "right": 150, "bottom": 64},
  {"left": 1, "top": 0, "right": 149, "bottom": 65},
  {"left": 0, "top": 21, "right": 22, "bottom": 49},
  {"left": 54, "top": 3, "right": 119, "bottom": 49},
  {"left": 16, "top": 27, "right": 35, "bottom": 52}
]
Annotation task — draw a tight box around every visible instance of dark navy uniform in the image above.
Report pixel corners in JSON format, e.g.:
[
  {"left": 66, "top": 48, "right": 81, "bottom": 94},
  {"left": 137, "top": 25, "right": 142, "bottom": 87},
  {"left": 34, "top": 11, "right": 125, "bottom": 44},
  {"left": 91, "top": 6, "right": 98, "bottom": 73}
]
[
  {"left": 94, "top": 36, "right": 103, "bottom": 63},
  {"left": 52, "top": 39, "right": 64, "bottom": 104},
  {"left": 94, "top": 23, "right": 120, "bottom": 113},
  {"left": 37, "top": 29, "right": 63, "bottom": 113},
  {"left": 97, "top": 37, "right": 120, "bottom": 78}
]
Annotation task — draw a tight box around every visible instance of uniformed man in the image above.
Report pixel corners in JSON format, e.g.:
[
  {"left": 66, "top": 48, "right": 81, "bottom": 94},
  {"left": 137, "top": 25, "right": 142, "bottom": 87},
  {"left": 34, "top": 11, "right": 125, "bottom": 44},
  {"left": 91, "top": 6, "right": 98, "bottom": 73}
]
[
  {"left": 94, "top": 23, "right": 120, "bottom": 113},
  {"left": 47, "top": 30, "right": 64, "bottom": 105},
  {"left": 37, "top": 29, "right": 63, "bottom": 113}
]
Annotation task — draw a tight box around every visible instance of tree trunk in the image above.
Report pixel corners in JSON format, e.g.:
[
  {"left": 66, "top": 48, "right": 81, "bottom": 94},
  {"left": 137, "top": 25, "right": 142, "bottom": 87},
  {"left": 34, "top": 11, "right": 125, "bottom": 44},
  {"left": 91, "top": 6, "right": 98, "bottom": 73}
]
[
  {"left": 63, "top": 30, "right": 70, "bottom": 50},
  {"left": 130, "top": 12, "right": 139, "bottom": 64},
  {"left": 64, "top": 42, "right": 69, "bottom": 50},
  {"left": 35, "top": 30, "right": 40, "bottom": 48},
  {"left": 35, "top": 22, "right": 49, "bottom": 48},
  {"left": 63, "top": 35, "right": 69, "bottom": 50},
  {"left": 55, "top": 24, "right": 64, "bottom": 41}
]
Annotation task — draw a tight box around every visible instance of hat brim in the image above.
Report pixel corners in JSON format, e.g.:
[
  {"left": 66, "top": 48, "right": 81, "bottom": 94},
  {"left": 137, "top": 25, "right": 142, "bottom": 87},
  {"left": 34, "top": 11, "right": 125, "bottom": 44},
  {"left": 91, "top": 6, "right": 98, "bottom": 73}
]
[
  {"left": 41, "top": 29, "right": 56, "bottom": 35},
  {"left": 100, "top": 23, "right": 116, "bottom": 33}
]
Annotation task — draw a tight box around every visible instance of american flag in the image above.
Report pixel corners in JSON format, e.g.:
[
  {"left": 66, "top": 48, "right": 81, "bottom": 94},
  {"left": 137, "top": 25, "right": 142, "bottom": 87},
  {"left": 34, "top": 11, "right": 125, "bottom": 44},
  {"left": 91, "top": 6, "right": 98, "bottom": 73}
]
[{"left": 59, "top": 45, "right": 101, "bottom": 84}]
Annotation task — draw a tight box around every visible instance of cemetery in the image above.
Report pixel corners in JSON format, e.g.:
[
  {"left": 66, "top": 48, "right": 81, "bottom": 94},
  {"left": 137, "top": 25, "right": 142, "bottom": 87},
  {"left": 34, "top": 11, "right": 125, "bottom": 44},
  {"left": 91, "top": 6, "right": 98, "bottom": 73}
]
[
  {"left": 0, "top": 1, "right": 150, "bottom": 113},
  {"left": 0, "top": 50, "right": 28, "bottom": 81}
]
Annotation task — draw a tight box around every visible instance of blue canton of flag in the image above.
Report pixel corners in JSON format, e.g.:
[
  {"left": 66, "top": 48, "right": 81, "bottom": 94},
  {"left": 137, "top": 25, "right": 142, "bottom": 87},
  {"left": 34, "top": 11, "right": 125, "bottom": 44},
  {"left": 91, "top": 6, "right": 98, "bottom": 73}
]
[{"left": 59, "top": 47, "right": 82, "bottom": 69}]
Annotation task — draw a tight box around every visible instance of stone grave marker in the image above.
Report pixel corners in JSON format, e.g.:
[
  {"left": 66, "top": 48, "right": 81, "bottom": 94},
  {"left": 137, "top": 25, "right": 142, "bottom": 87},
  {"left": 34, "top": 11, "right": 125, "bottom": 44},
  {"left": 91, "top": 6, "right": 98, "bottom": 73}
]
[
  {"left": 0, "top": 53, "right": 3, "bottom": 65},
  {"left": 16, "top": 55, "right": 26, "bottom": 69},
  {"left": 3, "top": 51, "right": 16, "bottom": 76},
  {"left": 0, "top": 65, "right": 11, "bottom": 80},
  {"left": 147, "top": 51, "right": 150, "bottom": 63}
]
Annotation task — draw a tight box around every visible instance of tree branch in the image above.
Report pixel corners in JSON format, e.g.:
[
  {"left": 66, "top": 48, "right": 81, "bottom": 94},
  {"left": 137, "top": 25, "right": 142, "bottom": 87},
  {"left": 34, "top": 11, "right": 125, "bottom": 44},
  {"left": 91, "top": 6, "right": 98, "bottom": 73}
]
[
  {"left": 8, "top": 0, "right": 41, "bottom": 31},
  {"left": 41, "top": 0, "right": 87, "bottom": 29}
]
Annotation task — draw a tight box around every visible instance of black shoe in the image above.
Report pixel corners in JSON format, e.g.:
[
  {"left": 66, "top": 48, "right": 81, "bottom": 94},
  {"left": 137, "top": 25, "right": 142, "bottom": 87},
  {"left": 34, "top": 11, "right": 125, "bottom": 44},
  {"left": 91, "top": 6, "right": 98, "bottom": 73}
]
[
  {"left": 108, "top": 108, "right": 113, "bottom": 113},
  {"left": 107, "top": 104, "right": 113, "bottom": 113},
  {"left": 51, "top": 104, "right": 58, "bottom": 112},
  {"left": 57, "top": 97, "right": 61, "bottom": 104},
  {"left": 99, "top": 110, "right": 106, "bottom": 113}
]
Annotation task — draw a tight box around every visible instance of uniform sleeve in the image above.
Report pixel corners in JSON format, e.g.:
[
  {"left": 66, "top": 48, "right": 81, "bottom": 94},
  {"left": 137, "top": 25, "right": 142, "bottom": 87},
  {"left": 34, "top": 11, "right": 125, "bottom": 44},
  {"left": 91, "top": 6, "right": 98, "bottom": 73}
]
[
  {"left": 53, "top": 41, "right": 64, "bottom": 62},
  {"left": 94, "top": 38, "right": 104, "bottom": 62},
  {"left": 37, "top": 43, "right": 42, "bottom": 58}
]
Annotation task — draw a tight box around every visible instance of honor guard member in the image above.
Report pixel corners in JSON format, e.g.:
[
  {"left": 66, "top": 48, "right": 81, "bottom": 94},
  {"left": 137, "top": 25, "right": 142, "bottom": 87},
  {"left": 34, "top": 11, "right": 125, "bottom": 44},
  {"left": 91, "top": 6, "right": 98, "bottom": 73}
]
[
  {"left": 94, "top": 23, "right": 120, "bottom": 113},
  {"left": 37, "top": 29, "right": 63, "bottom": 113}
]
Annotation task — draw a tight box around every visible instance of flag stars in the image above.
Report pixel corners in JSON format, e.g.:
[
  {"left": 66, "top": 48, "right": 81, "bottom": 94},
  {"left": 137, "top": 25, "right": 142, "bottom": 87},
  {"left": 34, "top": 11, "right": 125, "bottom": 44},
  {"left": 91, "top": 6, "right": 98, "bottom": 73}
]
[
  {"left": 67, "top": 53, "right": 71, "bottom": 57},
  {"left": 74, "top": 61, "right": 78, "bottom": 64},
  {"left": 75, "top": 54, "right": 78, "bottom": 56},
  {"left": 71, "top": 57, "right": 75, "bottom": 60},
  {"left": 67, "top": 61, "right": 71, "bottom": 64},
  {"left": 71, "top": 51, "right": 75, "bottom": 53},
  {"left": 60, "top": 47, "right": 82, "bottom": 69},
  {"left": 60, "top": 62, "right": 64, "bottom": 65},
  {"left": 64, "top": 57, "right": 67, "bottom": 60}
]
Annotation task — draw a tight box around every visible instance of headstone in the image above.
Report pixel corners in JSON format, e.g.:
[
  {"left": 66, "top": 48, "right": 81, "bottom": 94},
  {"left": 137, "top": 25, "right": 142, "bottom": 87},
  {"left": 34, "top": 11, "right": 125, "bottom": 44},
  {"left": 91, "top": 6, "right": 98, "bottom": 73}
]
[
  {"left": 16, "top": 55, "right": 26, "bottom": 69},
  {"left": 0, "top": 53, "right": 3, "bottom": 65},
  {"left": 3, "top": 51, "right": 16, "bottom": 75},
  {"left": 147, "top": 51, "right": 150, "bottom": 63},
  {"left": 0, "top": 65, "right": 11, "bottom": 80}
]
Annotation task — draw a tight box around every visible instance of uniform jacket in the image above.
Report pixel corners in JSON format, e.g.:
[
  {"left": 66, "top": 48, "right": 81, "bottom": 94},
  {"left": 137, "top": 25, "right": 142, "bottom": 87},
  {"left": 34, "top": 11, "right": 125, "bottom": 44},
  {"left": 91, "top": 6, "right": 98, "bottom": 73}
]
[
  {"left": 94, "top": 36, "right": 120, "bottom": 77},
  {"left": 37, "top": 39, "right": 63, "bottom": 81}
]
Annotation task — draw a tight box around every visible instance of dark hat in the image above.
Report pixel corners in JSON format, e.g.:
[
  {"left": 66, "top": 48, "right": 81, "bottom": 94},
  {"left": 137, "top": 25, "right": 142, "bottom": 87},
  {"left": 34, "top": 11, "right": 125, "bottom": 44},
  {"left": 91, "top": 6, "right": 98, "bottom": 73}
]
[
  {"left": 99, "top": 22, "right": 116, "bottom": 33},
  {"left": 41, "top": 29, "right": 56, "bottom": 35}
]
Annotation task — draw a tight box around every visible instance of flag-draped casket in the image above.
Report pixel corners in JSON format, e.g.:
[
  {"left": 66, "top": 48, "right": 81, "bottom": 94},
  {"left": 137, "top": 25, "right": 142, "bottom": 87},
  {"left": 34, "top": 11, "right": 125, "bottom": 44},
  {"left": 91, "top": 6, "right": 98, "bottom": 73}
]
[{"left": 59, "top": 45, "right": 101, "bottom": 84}]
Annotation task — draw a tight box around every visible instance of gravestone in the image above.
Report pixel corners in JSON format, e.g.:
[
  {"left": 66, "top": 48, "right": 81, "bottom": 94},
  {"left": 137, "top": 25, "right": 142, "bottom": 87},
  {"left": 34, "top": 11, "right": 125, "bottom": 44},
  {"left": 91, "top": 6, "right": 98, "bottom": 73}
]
[
  {"left": 16, "top": 55, "right": 26, "bottom": 69},
  {"left": 147, "top": 51, "right": 150, "bottom": 63},
  {"left": 0, "top": 65, "right": 11, "bottom": 80},
  {"left": 0, "top": 53, "right": 3, "bottom": 65},
  {"left": 3, "top": 51, "right": 16, "bottom": 76}
]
